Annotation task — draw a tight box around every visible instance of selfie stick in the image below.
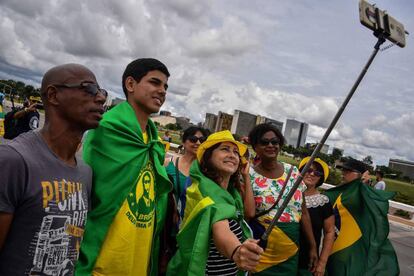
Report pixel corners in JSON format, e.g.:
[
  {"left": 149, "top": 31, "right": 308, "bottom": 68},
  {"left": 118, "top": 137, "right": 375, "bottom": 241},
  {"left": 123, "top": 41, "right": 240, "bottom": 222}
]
[{"left": 259, "top": 33, "right": 387, "bottom": 249}]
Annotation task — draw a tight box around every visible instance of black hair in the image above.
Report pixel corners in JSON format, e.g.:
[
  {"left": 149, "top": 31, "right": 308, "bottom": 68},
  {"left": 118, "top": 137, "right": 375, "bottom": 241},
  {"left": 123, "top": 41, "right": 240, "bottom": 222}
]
[
  {"left": 122, "top": 58, "right": 170, "bottom": 99},
  {"left": 376, "top": 171, "right": 384, "bottom": 178},
  {"left": 200, "top": 143, "right": 241, "bottom": 191},
  {"left": 248, "top": 123, "right": 285, "bottom": 150},
  {"left": 313, "top": 162, "right": 325, "bottom": 187},
  {"left": 182, "top": 126, "right": 210, "bottom": 143}
]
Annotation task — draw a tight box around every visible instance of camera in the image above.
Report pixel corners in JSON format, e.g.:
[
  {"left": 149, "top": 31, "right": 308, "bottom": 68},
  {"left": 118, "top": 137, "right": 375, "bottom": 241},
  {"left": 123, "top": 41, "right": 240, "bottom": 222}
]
[
  {"left": 359, "top": 0, "right": 407, "bottom": 47},
  {"left": 35, "top": 103, "right": 44, "bottom": 110}
]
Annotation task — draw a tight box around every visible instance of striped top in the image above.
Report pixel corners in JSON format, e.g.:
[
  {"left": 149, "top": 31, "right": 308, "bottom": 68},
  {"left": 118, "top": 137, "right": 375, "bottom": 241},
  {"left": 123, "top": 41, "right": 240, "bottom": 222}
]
[{"left": 205, "top": 219, "right": 243, "bottom": 276}]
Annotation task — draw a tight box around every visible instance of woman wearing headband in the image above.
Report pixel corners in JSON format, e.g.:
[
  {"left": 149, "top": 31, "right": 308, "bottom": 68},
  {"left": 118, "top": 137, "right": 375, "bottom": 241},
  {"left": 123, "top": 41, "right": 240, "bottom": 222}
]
[
  {"left": 297, "top": 157, "right": 335, "bottom": 276},
  {"left": 167, "top": 130, "right": 263, "bottom": 276},
  {"left": 245, "top": 123, "right": 318, "bottom": 275}
]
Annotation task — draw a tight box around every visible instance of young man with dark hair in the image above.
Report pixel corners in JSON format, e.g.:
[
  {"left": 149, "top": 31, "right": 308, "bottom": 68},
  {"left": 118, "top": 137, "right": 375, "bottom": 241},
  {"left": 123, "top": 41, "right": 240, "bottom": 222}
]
[
  {"left": 374, "top": 171, "right": 386, "bottom": 190},
  {"left": 0, "top": 64, "right": 107, "bottom": 275},
  {"left": 76, "top": 58, "right": 172, "bottom": 276}
]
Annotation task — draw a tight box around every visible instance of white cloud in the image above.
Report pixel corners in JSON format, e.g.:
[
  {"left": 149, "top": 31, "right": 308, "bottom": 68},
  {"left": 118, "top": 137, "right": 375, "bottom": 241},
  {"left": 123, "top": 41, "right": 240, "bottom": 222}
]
[{"left": 0, "top": 0, "right": 413, "bottom": 166}]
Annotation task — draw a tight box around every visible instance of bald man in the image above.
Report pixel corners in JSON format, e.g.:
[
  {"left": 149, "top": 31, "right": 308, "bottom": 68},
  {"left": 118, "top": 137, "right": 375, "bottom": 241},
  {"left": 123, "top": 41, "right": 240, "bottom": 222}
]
[{"left": 0, "top": 64, "right": 107, "bottom": 275}]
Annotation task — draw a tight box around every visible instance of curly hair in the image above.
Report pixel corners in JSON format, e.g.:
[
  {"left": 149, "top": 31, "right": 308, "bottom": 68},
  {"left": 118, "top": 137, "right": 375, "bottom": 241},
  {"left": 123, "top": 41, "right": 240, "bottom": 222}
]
[
  {"left": 199, "top": 143, "right": 242, "bottom": 191},
  {"left": 248, "top": 123, "right": 285, "bottom": 150}
]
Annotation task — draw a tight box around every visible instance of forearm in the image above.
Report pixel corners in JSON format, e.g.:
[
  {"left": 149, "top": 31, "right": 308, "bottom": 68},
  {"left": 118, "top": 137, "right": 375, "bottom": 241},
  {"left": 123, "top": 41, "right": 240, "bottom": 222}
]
[
  {"left": 13, "top": 109, "right": 26, "bottom": 119},
  {"left": 242, "top": 174, "right": 255, "bottom": 219},
  {"left": 318, "top": 230, "right": 335, "bottom": 265},
  {"left": 301, "top": 207, "right": 317, "bottom": 249},
  {"left": 0, "top": 212, "right": 14, "bottom": 251},
  {"left": 212, "top": 220, "right": 241, "bottom": 259}
]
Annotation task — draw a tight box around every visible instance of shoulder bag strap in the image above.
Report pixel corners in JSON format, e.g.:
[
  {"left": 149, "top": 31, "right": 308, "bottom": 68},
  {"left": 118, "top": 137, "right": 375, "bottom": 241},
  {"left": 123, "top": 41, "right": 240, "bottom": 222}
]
[
  {"left": 255, "top": 165, "right": 294, "bottom": 218},
  {"left": 175, "top": 157, "right": 181, "bottom": 198}
]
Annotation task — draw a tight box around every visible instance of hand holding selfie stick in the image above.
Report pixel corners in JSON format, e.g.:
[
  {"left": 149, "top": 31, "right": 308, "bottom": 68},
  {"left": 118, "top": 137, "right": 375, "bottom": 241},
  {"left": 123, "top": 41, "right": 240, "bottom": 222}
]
[{"left": 259, "top": 32, "right": 390, "bottom": 250}]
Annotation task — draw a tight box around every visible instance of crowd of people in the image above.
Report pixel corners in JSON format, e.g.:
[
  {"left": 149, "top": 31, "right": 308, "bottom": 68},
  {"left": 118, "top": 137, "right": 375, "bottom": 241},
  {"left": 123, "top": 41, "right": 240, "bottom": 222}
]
[{"left": 0, "top": 58, "right": 399, "bottom": 275}]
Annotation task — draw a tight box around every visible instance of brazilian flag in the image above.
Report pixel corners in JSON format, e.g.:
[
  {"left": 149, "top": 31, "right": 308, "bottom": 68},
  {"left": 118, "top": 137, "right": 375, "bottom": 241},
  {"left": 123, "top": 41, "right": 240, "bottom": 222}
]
[
  {"left": 75, "top": 101, "right": 171, "bottom": 276},
  {"left": 324, "top": 179, "right": 399, "bottom": 276},
  {"left": 167, "top": 161, "right": 251, "bottom": 276}
]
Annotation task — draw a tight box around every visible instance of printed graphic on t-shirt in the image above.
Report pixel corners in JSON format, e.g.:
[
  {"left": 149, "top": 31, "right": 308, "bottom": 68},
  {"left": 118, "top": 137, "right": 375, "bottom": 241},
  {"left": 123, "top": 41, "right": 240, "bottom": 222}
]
[
  {"left": 126, "top": 162, "right": 155, "bottom": 228},
  {"left": 29, "top": 115, "right": 39, "bottom": 130},
  {"left": 29, "top": 179, "right": 88, "bottom": 275}
]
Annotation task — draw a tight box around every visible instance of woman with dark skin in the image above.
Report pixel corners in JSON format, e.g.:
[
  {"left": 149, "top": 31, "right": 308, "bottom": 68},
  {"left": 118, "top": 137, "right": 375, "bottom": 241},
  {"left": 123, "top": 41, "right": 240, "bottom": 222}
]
[
  {"left": 245, "top": 123, "right": 318, "bottom": 275},
  {"left": 298, "top": 157, "right": 335, "bottom": 276}
]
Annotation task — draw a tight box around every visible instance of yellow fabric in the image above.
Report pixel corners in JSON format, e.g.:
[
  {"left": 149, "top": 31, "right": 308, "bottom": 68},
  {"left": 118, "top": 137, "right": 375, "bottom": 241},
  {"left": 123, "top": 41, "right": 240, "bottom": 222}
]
[
  {"left": 299, "top": 156, "right": 330, "bottom": 182},
  {"left": 330, "top": 194, "right": 362, "bottom": 255},
  {"left": 254, "top": 220, "right": 298, "bottom": 272},
  {"left": 197, "top": 130, "right": 247, "bottom": 162},
  {"left": 180, "top": 180, "right": 214, "bottom": 231},
  {"left": 93, "top": 131, "right": 155, "bottom": 276}
]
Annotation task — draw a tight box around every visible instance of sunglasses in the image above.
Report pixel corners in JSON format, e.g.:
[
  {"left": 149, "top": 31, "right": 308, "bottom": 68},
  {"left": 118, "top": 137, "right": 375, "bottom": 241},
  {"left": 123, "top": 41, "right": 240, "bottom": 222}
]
[
  {"left": 306, "top": 168, "right": 323, "bottom": 177},
  {"left": 187, "top": 136, "right": 206, "bottom": 143},
  {"left": 53, "top": 82, "right": 108, "bottom": 98},
  {"left": 258, "top": 138, "right": 280, "bottom": 146}
]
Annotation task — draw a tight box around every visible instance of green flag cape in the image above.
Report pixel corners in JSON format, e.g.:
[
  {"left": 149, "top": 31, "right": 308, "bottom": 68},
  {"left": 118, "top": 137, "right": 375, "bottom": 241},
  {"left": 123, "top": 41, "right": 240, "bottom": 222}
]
[
  {"left": 167, "top": 161, "right": 251, "bottom": 276},
  {"left": 324, "top": 179, "right": 399, "bottom": 276},
  {"left": 75, "top": 101, "right": 171, "bottom": 276}
]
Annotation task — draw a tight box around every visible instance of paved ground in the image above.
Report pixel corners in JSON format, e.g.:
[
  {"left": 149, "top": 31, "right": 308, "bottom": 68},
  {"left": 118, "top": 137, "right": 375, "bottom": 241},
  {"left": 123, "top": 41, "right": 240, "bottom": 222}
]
[{"left": 389, "top": 222, "right": 414, "bottom": 275}]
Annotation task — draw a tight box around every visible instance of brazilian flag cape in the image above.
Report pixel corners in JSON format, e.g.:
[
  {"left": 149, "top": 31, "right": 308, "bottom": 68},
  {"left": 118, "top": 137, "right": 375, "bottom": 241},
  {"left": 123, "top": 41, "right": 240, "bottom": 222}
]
[
  {"left": 167, "top": 161, "right": 251, "bottom": 276},
  {"left": 324, "top": 179, "right": 399, "bottom": 276},
  {"left": 75, "top": 101, "right": 171, "bottom": 276}
]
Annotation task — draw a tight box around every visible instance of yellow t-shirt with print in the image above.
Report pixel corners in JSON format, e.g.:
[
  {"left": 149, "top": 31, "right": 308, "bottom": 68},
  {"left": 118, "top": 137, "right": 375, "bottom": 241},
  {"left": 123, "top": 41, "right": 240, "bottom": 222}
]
[{"left": 93, "top": 132, "right": 155, "bottom": 276}]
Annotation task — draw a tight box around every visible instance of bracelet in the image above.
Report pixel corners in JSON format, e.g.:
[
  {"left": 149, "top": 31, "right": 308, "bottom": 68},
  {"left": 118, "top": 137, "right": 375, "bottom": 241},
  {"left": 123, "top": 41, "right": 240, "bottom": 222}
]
[{"left": 230, "top": 244, "right": 242, "bottom": 261}]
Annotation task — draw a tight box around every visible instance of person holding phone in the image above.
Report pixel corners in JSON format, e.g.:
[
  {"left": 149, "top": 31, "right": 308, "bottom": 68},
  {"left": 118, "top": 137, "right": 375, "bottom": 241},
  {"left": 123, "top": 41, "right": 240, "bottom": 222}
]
[{"left": 4, "top": 95, "right": 40, "bottom": 139}]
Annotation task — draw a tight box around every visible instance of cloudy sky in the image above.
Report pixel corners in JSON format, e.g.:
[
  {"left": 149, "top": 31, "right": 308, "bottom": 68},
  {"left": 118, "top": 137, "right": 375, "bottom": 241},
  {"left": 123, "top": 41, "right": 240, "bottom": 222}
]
[{"left": 1, "top": 0, "right": 413, "bottom": 166}]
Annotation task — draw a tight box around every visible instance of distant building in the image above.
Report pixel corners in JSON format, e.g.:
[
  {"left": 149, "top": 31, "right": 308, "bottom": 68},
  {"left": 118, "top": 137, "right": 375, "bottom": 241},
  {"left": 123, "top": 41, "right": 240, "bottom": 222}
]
[
  {"left": 284, "top": 119, "right": 308, "bottom": 148},
  {"left": 256, "top": 116, "right": 283, "bottom": 132},
  {"left": 203, "top": 113, "right": 217, "bottom": 132},
  {"left": 215, "top": 112, "right": 233, "bottom": 132},
  {"left": 230, "top": 110, "right": 257, "bottom": 137},
  {"left": 159, "top": 110, "right": 172, "bottom": 116},
  {"left": 151, "top": 115, "right": 176, "bottom": 126},
  {"left": 176, "top": 116, "right": 192, "bottom": 130},
  {"left": 306, "top": 143, "right": 329, "bottom": 154},
  {"left": 389, "top": 159, "right": 414, "bottom": 179}
]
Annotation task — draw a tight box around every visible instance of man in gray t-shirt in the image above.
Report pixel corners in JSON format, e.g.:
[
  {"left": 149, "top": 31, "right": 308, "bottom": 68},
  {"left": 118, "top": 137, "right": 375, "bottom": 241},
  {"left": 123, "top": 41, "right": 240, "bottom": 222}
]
[
  {"left": 0, "top": 131, "right": 92, "bottom": 275},
  {"left": 0, "top": 64, "right": 107, "bottom": 275}
]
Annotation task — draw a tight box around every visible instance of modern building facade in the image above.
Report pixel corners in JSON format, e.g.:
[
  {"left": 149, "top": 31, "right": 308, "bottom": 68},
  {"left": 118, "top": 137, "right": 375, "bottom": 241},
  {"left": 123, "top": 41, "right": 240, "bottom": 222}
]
[
  {"left": 203, "top": 113, "right": 217, "bottom": 132},
  {"left": 230, "top": 110, "right": 257, "bottom": 137},
  {"left": 215, "top": 112, "right": 233, "bottom": 132},
  {"left": 256, "top": 115, "right": 284, "bottom": 132},
  {"left": 284, "top": 119, "right": 308, "bottom": 148},
  {"left": 389, "top": 159, "right": 414, "bottom": 179}
]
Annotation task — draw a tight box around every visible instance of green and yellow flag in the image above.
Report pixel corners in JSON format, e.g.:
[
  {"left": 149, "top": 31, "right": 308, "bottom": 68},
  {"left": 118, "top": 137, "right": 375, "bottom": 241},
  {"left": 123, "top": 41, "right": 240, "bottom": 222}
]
[
  {"left": 75, "top": 101, "right": 171, "bottom": 276},
  {"left": 324, "top": 179, "right": 399, "bottom": 276},
  {"left": 167, "top": 161, "right": 251, "bottom": 276}
]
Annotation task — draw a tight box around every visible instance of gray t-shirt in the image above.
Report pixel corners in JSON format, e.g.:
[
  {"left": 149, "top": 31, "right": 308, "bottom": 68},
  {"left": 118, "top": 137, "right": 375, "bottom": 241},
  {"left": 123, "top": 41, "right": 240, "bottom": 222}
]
[{"left": 0, "top": 130, "right": 92, "bottom": 275}]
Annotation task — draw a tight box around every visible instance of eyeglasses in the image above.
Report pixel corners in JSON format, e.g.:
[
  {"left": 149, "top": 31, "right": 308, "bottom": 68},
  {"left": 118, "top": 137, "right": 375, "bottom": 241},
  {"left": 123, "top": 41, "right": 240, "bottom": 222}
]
[
  {"left": 53, "top": 82, "right": 108, "bottom": 98},
  {"left": 258, "top": 138, "right": 280, "bottom": 146},
  {"left": 306, "top": 168, "right": 323, "bottom": 177},
  {"left": 187, "top": 136, "right": 206, "bottom": 143}
]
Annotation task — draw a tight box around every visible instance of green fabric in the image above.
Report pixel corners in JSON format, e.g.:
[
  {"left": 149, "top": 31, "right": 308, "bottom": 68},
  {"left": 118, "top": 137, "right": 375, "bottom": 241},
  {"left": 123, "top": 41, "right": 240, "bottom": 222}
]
[
  {"left": 324, "top": 179, "right": 399, "bottom": 276},
  {"left": 75, "top": 101, "right": 171, "bottom": 276},
  {"left": 165, "top": 160, "right": 188, "bottom": 202},
  {"left": 253, "top": 222, "right": 300, "bottom": 276},
  {"left": 167, "top": 161, "right": 251, "bottom": 276}
]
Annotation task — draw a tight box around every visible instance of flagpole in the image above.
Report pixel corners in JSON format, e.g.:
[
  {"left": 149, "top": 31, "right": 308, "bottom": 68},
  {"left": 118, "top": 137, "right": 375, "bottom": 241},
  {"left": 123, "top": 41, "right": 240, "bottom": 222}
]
[{"left": 259, "top": 33, "right": 387, "bottom": 249}]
